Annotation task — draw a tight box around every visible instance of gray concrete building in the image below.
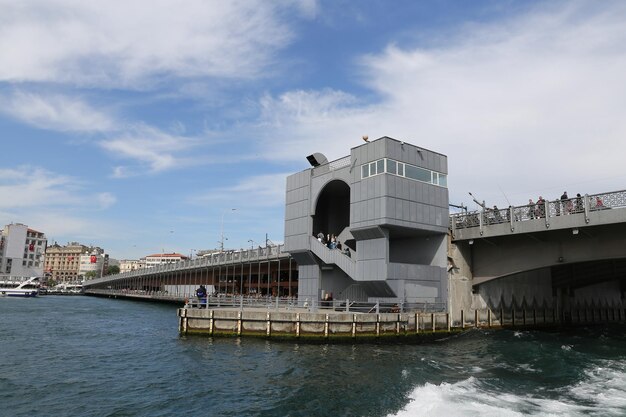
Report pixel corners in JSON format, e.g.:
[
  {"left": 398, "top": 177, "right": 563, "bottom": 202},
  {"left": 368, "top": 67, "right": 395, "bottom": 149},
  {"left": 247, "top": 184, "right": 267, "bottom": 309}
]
[{"left": 284, "top": 136, "right": 449, "bottom": 307}]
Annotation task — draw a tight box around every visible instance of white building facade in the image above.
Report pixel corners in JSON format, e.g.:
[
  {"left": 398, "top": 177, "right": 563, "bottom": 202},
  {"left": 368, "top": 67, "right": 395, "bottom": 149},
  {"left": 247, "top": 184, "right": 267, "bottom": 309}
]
[
  {"left": 119, "top": 259, "right": 145, "bottom": 273},
  {"left": 144, "top": 253, "right": 188, "bottom": 268},
  {"left": 79, "top": 249, "right": 108, "bottom": 279},
  {"left": 0, "top": 223, "right": 47, "bottom": 278}
]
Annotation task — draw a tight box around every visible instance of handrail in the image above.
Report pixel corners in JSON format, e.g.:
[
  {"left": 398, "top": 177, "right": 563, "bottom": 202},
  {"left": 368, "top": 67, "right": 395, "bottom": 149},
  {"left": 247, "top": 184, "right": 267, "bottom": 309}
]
[
  {"left": 84, "top": 289, "right": 445, "bottom": 313},
  {"left": 450, "top": 188, "right": 626, "bottom": 232},
  {"left": 85, "top": 244, "right": 290, "bottom": 286}
]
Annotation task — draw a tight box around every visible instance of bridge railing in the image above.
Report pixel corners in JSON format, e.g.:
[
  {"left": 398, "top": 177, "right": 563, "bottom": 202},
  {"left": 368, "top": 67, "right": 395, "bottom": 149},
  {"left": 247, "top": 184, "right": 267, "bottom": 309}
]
[
  {"left": 85, "top": 244, "right": 289, "bottom": 286},
  {"left": 185, "top": 295, "right": 446, "bottom": 313},
  {"left": 450, "top": 189, "right": 626, "bottom": 233}
]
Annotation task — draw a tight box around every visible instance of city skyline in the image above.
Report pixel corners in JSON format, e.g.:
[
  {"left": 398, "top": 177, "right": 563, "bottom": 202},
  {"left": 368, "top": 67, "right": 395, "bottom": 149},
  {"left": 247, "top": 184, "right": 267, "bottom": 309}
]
[{"left": 2, "top": 0, "right": 626, "bottom": 259}]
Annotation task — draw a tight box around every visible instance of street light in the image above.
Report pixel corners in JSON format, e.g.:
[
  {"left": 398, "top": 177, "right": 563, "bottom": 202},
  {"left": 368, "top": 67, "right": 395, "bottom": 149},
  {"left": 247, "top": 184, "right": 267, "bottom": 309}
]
[
  {"left": 248, "top": 239, "right": 256, "bottom": 249},
  {"left": 219, "top": 208, "right": 237, "bottom": 252}
]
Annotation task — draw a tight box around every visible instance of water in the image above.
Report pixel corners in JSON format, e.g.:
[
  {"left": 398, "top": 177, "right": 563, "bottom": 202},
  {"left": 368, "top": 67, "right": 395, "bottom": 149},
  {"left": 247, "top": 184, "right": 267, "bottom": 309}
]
[{"left": 2, "top": 297, "right": 626, "bottom": 417}]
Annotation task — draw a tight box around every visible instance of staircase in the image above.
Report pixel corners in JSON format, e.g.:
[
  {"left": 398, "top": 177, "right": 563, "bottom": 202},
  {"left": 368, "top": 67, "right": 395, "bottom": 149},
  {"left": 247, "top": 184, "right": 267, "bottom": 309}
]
[{"left": 309, "top": 236, "right": 356, "bottom": 278}]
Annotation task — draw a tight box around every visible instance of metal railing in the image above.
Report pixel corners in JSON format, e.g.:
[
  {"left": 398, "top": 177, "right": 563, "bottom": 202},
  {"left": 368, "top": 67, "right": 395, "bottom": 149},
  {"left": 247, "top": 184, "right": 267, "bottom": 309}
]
[
  {"left": 450, "top": 189, "right": 626, "bottom": 232},
  {"left": 85, "top": 244, "right": 289, "bottom": 286},
  {"left": 185, "top": 294, "right": 446, "bottom": 313},
  {"left": 328, "top": 155, "right": 352, "bottom": 170}
]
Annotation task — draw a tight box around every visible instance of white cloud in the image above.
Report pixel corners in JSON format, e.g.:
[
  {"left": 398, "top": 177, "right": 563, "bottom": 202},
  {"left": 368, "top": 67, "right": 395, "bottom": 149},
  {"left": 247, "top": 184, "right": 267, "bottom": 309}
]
[
  {"left": 0, "top": 91, "right": 115, "bottom": 132},
  {"left": 96, "top": 192, "right": 117, "bottom": 209},
  {"left": 0, "top": 166, "right": 115, "bottom": 210},
  {"left": 0, "top": 90, "right": 203, "bottom": 176},
  {"left": 191, "top": 173, "right": 288, "bottom": 208},
  {"left": 99, "top": 124, "right": 198, "bottom": 175},
  {"left": 254, "top": 2, "right": 626, "bottom": 207},
  {"left": 0, "top": 0, "right": 306, "bottom": 88}
]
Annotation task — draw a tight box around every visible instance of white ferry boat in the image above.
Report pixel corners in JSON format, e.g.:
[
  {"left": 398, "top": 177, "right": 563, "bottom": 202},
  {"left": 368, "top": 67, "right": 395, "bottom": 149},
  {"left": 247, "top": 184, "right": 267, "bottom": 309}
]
[{"left": 0, "top": 276, "right": 40, "bottom": 297}]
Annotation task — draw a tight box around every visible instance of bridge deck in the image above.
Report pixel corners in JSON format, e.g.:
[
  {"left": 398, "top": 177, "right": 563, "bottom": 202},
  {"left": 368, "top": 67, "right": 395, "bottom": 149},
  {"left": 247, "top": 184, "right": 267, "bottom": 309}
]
[{"left": 450, "top": 189, "right": 626, "bottom": 241}]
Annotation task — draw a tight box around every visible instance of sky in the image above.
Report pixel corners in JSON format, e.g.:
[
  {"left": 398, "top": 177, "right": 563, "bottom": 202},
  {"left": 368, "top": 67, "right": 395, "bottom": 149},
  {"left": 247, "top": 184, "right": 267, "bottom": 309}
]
[{"left": 2, "top": 0, "right": 626, "bottom": 260}]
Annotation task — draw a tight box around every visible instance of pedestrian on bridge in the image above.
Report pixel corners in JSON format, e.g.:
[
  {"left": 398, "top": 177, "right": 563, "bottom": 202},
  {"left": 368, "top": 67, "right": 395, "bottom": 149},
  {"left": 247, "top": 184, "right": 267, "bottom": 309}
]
[
  {"left": 528, "top": 199, "right": 535, "bottom": 219},
  {"left": 561, "top": 191, "right": 571, "bottom": 214}
]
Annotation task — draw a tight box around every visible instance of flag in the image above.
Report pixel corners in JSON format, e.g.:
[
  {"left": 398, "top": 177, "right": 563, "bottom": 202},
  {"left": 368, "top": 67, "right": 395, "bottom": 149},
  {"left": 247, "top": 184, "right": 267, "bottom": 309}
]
[{"left": 90, "top": 255, "right": 97, "bottom": 263}]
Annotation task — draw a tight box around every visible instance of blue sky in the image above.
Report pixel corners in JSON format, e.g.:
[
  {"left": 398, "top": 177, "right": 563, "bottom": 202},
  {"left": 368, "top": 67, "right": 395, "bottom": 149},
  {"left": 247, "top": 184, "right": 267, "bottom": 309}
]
[{"left": 2, "top": 0, "right": 626, "bottom": 260}]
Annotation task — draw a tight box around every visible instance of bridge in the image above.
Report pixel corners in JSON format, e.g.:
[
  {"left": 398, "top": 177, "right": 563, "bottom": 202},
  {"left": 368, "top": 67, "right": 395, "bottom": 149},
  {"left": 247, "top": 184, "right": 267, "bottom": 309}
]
[
  {"left": 84, "top": 245, "right": 297, "bottom": 300},
  {"left": 82, "top": 134, "right": 626, "bottom": 321},
  {"left": 448, "top": 189, "right": 626, "bottom": 316}
]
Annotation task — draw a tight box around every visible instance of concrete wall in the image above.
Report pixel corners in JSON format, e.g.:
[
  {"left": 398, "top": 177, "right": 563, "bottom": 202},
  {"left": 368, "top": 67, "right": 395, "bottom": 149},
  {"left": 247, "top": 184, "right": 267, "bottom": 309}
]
[{"left": 284, "top": 170, "right": 312, "bottom": 253}]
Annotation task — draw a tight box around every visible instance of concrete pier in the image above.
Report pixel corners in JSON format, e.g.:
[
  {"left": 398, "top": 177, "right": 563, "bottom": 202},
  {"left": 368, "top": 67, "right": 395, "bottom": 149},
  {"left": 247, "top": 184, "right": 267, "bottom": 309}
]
[{"left": 177, "top": 304, "right": 626, "bottom": 340}]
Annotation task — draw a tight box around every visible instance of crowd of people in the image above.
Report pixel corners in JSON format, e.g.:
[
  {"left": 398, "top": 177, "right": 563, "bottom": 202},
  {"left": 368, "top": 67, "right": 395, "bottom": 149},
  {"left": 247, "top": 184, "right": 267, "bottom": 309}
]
[
  {"left": 317, "top": 231, "right": 351, "bottom": 257},
  {"left": 483, "top": 192, "right": 606, "bottom": 225}
]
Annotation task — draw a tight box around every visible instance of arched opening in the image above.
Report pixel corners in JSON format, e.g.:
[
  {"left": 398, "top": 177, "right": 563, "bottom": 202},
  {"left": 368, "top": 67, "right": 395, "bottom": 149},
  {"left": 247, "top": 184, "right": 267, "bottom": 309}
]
[{"left": 312, "top": 180, "right": 350, "bottom": 241}]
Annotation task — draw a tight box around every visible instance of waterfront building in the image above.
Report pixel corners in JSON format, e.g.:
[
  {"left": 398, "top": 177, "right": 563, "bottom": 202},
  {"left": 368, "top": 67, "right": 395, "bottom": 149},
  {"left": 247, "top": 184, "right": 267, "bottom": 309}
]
[
  {"left": 79, "top": 248, "right": 108, "bottom": 279},
  {"left": 285, "top": 136, "right": 449, "bottom": 307},
  {"left": 144, "top": 253, "right": 189, "bottom": 268},
  {"left": 45, "top": 242, "right": 106, "bottom": 282},
  {"left": 119, "top": 259, "right": 145, "bottom": 273},
  {"left": 0, "top": 223, "right": 47, "bottom": 279}
]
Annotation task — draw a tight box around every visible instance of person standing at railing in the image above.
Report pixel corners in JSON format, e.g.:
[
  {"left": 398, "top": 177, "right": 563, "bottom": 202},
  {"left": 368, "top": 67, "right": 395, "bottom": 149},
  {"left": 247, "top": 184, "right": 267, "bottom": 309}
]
[
  {"left": 536, "top": 196, "right": 545, "bottom": 218},
  {"left": 561, "top": 191, "right": 570, "bottom": 214},
  {"left": 528, "top": 199, "right": 535, "bottom": 219},
  {"left": 493, "top": 205, "right": 503, "bottom": 223},
  {"left": 596, "top": 196, "right": 605, "bottom": 209},
  {"left": 317, "top": 231, "right": 325, "bottom": 244},
  {"left": 196, "top": 285, "right": 207, "bottom": 307},
  {"left": 575, "top": 193, "right": 583, "bottom": 213}
]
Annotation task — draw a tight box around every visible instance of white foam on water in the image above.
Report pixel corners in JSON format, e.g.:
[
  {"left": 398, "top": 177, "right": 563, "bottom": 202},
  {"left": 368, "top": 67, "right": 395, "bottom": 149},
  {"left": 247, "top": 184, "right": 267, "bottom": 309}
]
[
  {"left": 517, "top": 363, "right": 540, "bottom": 373},
  {"left": 561, "top": 345, "right": 573, "bottom": 351},
  {"left": 390, "top": 359, "right": 626, "bottom": 417},
  {"left": 568, "top": 360, "right": 626, "bottom": 414}
]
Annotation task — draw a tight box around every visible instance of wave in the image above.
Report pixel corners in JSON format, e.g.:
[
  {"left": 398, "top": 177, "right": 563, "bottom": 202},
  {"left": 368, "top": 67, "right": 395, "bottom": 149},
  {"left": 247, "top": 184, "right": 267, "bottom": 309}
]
[{"left": 390, "top": 359, "right": 626, "bottom": 417}]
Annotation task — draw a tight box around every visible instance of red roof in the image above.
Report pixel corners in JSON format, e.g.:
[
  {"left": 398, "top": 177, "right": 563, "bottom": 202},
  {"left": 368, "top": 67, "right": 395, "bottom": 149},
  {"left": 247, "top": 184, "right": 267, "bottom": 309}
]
[{"left": 145, "top": 253, "right": 188, "bottom": 258}]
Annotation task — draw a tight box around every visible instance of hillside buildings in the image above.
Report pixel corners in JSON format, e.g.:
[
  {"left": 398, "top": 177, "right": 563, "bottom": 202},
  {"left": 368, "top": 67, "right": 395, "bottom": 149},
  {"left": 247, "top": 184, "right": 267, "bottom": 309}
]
[{"left": 0, "top": 223, "right": 47, "bottom": 278}]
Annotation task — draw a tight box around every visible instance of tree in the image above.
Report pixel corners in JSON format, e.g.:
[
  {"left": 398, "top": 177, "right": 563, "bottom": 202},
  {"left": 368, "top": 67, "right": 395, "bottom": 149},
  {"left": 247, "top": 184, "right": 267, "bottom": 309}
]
[
  {"left": 84, "top": 271, "right": 97, "bottom": 279},
  {"left": 106, "top": 265, "right": 120, "bottom": 275}
]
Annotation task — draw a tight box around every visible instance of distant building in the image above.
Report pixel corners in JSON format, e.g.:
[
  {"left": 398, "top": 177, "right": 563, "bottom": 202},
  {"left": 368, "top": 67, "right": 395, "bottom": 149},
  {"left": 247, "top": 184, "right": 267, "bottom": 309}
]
[
  {"left": 45, "top": 242, "right": 107, "bottom": 282},
  {"left": 144, "top": 253, "right": 189, "bottom": 268},
  {"left": 119, "top": 259, "right": 145, "bottom": 273},
  {"left": 0, "top": 223, "right": 47, "bottom": 278},
  {"left": 79, "top": 249, "right": 108, "bottom": 280}
]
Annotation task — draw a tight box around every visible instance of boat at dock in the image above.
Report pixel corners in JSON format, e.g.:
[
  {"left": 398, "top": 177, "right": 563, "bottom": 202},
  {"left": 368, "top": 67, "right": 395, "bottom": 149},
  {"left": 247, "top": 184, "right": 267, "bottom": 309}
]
[{"left": 0, "top": 276, "right": 40, "bottom": 297}]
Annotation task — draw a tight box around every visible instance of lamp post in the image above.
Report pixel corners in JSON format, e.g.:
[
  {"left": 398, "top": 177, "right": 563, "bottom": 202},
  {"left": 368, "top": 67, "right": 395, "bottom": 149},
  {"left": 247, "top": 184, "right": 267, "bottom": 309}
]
[
  {"left": 219, "top": 208, "right": 237, "bottom": 252},
  {"left": 248, "top": 239, "right": 256, "bottom": 249}
]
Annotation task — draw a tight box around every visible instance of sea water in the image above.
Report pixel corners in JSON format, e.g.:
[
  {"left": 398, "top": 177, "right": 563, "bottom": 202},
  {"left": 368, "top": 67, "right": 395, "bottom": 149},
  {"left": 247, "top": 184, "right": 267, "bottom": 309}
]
[{"left": 1, "top": 296, "right": 625, "bottom": 417}]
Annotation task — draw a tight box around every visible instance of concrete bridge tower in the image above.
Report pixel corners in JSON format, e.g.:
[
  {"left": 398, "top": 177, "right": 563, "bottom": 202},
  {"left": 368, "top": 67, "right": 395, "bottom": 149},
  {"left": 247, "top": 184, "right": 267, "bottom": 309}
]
[{"left": 284, "top": 136, "right": 449, "bottom": 306}]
